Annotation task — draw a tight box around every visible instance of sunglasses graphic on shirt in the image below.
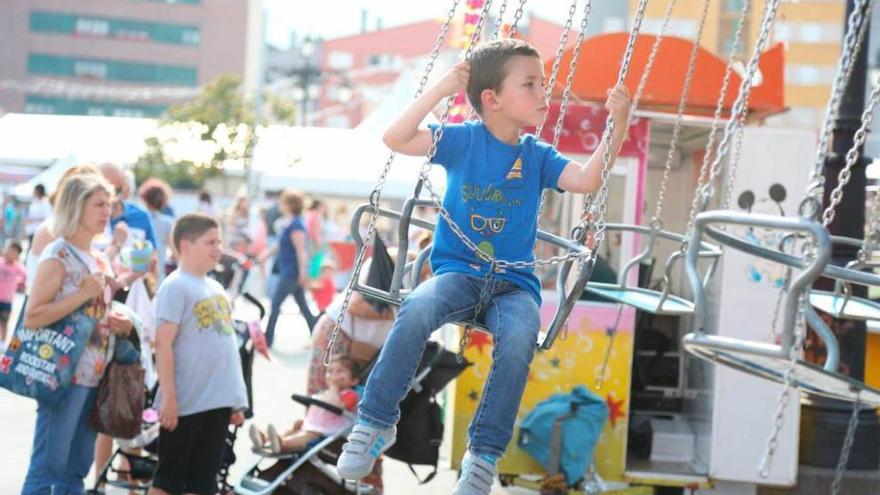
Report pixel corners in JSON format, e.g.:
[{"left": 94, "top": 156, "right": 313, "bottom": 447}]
[{"left": 470, "top": 214, "right": 506, "bottom": 235}]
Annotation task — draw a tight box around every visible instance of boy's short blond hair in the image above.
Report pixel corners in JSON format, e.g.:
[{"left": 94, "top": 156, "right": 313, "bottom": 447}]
[
  {"left": 467, "top": 39, "right": 541, "bottom": 115},
  {"left": 172, "top": 213, "right": 219, "bottom": 251}
]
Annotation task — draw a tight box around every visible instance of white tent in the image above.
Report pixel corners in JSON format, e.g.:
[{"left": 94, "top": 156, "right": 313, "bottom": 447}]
[
  {"left": 0, "top": 113, "right": 158, "bottom": 198},
  {"left": 0, "top": 113, "right": 157, "bottom": 164},
  {"left": 252, "top": 69, "right": 446, "bottom": 202}
]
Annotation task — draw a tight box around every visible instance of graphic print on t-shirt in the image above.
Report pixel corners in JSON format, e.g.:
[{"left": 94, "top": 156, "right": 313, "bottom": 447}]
[
  {"left": 192, "top": 295, "right": 234, "bottom": 335},
  {"left": 462, "top": 154, "right": 524, "bottom": 263}
]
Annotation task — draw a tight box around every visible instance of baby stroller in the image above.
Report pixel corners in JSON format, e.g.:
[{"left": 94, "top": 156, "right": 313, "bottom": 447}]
[
  {"left": 88, "top": 292, "right": 267, "bottom": 494},
  {"left": 211, "top": 249, "right": 257, "bottom": 300},
  {"left": 233, "top": 341, "right": 470, "bottom": 495}
]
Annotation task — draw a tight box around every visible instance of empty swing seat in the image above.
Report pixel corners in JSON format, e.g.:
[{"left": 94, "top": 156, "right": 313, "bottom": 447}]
[
  {"left": 583, "top": 223, "right": 721, "bottom": 316},
  {"left": 809, "top": 290, "right": 880, "bottom": 321},
  {"left": 584, "top": 284, "right": 695, "bottom": 315},
  {"left": 681, "top": 210, "right": 880, "bottom": 408}
]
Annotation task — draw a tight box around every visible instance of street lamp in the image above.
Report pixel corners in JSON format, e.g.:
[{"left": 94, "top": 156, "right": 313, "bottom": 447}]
[{"left": 293, "top": 35, "right": 322, "bottom": 126}]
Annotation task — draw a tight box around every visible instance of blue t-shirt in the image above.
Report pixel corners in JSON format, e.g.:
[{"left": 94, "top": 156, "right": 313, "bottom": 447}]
[
  {"left": 277, "top": 216, "right": 306, "bottom": 277},
  {"left": 428, "top": 121, "right": 571, "bottom": 303},
  {"left": 111, "top": 201, "right": 157, "bottom": 247}
]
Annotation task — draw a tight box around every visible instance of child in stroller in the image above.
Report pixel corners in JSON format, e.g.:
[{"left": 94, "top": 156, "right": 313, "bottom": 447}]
[
  {"left": 249, "top": 356, "right": 360, "bottom": 456},
  {"left": 234, "top": 341, "right": 469, "bottom": 495}
]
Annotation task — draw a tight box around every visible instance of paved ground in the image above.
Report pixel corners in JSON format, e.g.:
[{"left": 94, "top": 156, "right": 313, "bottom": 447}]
[{"left": 0, "top": 293, "right": 531, "bottom": 494}]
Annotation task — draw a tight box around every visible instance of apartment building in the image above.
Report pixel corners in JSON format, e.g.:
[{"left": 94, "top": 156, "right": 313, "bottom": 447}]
[
  {"left": 632, "top": 0, "right": 847, "bottom": 129},
  {"left": 0, "top": 0, "right": 261, "bottom": 117}
]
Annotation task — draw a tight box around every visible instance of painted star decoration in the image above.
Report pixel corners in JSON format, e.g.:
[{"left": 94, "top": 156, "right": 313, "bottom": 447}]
[
  {"left": 466, "top": 332, "right": 493, "bottom": 355},
  {"left": 606, "top": 394, "right": 626, "bottom": 427}
]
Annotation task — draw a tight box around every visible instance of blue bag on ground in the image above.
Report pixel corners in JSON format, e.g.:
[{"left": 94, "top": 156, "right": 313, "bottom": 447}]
[
  {"left": 0, "top": 302, "right": 96, "bottom": 407},
  {"left": 517, "top": 385, "right": 609, "bottom": 486}
]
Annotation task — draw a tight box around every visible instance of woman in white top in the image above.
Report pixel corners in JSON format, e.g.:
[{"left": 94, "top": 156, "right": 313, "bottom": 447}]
[{"left": 21, "top": 174, "right": 134, "bottom": 495}]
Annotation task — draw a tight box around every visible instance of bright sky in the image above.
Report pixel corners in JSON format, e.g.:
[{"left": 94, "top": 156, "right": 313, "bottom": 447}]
[{"left": 262, "top": 0, "right": 584, "bottom": 47}]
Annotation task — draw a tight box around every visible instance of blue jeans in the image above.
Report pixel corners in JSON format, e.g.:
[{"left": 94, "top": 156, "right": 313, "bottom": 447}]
[
  {"left": 266, "top": 271, "right": 317, "bottom": 346},
  {"left": 359, "top": 271, "right": 540, "bottom": 458},
  {"left": 22, "top": 385, "right": 99, "bottom": 495}
]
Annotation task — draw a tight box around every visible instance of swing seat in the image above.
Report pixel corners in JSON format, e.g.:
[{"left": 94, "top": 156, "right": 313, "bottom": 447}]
[
  {"left": 583, "top": 284, "right": 695, "bottom": 315},
  {"left": 809, "top": 291, "right": 880, "bottom": 321},
  {"left": 804, "top": 235, "right": 880, "bottom": 321},
  {"left": 682, "top": 210, "right": 878, "bottom": 406},
  {"left": 349, "top": 199, "right": 594, "bottom": 350},
  {"left": 682, "top": 333, "right": 880, "bottom": 407},
  {"left": 583, "top": 223, "right": 721, "bottom": 316}
]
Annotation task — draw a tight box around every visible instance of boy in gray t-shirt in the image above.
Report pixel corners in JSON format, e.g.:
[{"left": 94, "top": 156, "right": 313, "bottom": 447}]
[{"left": 151, "top": 214, "right": 248, "bottom": 495}]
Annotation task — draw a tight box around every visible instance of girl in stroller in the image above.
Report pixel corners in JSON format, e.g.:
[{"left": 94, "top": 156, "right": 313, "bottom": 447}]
[{"left": 249, "top": 356, "right": 360, "bottom": 455}]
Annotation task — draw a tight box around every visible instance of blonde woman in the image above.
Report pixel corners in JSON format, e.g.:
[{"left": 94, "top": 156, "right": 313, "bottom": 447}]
[{"left": 22, "top": 174, "right": 133, "bottom": 495}]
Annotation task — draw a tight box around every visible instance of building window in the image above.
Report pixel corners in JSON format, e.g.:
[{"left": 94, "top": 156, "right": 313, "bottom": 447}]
[
  {"left": 785, "top": 64, "right": 837, "bottom": 85},
  {"left": 327, "top": 51, "right": 354, "bottom": 70},
  {"left": 28, "top": 54, "right": 198, "bottom": 86},
  {"left": 25, "top": 95, "right": 167, "bottom": 117},
  {"left": 640, "top": 18, "right": 698, "bottom": 39},
  {"left": 31, "top": 11, "right": 200, "bottom": 46},
  {"left": 774, "top": 21, "right": 842, "bottom": 44},
  {"left": 366, "top": 54, "right": 402, "bottom": 70}
]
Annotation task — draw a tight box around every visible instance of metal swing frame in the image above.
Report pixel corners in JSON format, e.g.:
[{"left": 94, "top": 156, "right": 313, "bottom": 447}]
[
  {"left": 681, "top": 210, "right": 880, "bottom": 407},
  {"left": 348, "top": 198, "right": 594, "bottom": 349},
  {"left": 582, "top": 0, "right": 741, "bottom": 317},
  {"left": 809, "top": 236, "right": 880, "bottom": 320}
]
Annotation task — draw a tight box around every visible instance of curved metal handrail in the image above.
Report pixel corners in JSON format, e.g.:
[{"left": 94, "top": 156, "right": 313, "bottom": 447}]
[
  {"left": 583, "top": 223, "right": 722, "bottom": 314},
  {"left": 349, "top": 200, "right": 594, "bottom": 349},
  {"left": 685, "top": 211, "right": 835, "bottom": 367}
]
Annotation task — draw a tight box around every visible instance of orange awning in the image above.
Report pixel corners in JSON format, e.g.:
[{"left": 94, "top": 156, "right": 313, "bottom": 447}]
[{"left": 544, "top": 33, "right": 786, "bottom": 119}]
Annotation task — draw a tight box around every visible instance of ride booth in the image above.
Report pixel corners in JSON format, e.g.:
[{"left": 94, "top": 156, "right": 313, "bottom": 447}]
[{"left": 444, "top": 31, "right": 804, "bottom": 494}]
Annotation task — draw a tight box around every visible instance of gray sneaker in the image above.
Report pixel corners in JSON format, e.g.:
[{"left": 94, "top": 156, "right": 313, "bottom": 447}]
[
  {"left": 336, "top": 423, "right": 397, "bottom": 480},
  {"left": 452, "top": 451, "right": 497, "bottom": 495}
]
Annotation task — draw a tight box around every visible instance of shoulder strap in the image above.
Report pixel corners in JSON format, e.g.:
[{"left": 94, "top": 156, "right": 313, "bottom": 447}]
[{"left": 407, "top": 463, "right": 438, "bottom": 485}]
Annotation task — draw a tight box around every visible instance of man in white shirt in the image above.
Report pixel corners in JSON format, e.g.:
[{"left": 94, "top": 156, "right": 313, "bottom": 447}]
[{"left": 25, "top": 184, "right": 51, "bottom": 242}]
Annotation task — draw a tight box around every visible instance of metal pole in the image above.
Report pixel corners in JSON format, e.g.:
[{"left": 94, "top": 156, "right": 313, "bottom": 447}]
[{"left": 802, "top": 0, "right": 878, "bottom": 474}]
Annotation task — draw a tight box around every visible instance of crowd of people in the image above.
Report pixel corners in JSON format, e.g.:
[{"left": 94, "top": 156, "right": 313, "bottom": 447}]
[{"left": 0, "top": 161, "right": 403, "bottom": 494}]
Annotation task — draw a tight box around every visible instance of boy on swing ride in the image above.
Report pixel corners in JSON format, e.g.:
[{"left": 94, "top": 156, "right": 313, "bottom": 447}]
[{"left": 337, "top": 39, "right": 631, "bottom": 494}]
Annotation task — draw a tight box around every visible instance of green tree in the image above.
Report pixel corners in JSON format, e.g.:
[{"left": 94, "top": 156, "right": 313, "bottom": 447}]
[{"left": 134, "top": 75, "right": 257, "bottom": 189}]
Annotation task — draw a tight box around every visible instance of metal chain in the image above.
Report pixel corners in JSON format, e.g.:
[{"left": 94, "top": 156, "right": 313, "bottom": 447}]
[
  {"left": 703, "top": 0, "right": 779, "bottom": 194},
  {"left": 758, "top": 293, "right": 808, "bottom": 477},
  {"left": 534, "top": 0, "right": 580, "bottom": 141},
  {"left": 757, "top": 0, "right": 865, "bottom": 475},
  {"left": 322, "top": 0, "right": 462, "bottom": 366},
  {"left": 831, "top": 396, "right": 862, "bottom": 495},
  {"left": 806, "top": 0, "right": 873, "bottom": 204},
  {"left": 630, "top": 0, "right": 678, "bottom": 116},
  {"left": 682, "top": 0, "right": 775, "bottom": 253},
  {"left": 507, "top": 0, "right": 529, "bottom": 36},
  {"left": 457, "top": 264, "right": 496, "bottom": 361},
  {"left": 823, "top": 69, "right": 880, "bottom": 229},
  {"left": 682, "top": 0, "right": 751, "bottom": 241},
  {"left": 652, "top": 0, "right": 710, "bottom": 224},
  {"left": 578, "top": 0, "right": 665, "bottom": 217},
  {"left": 491, "top": 0, "right": 510, "bottom": 40},
  {"left": 721, "top": 76, "right": 755, "bottom": 210},
  {"left": 536, "top": 0, "right": 594, "bottom": 222},
  {"left": 584, "top": 0, "right": 650, "bottom": 253}
]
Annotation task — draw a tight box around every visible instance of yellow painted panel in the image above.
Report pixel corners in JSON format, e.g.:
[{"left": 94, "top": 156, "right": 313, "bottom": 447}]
[
  {"left": 867, "top": 332, "right": 880, "bottom": 389},
  {"left": 449, "top": 298, "right": 636, "bottom": 482}
]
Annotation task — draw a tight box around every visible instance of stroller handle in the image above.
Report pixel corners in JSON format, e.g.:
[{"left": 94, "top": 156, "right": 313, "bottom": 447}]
[
  {"left": 291, "top": 394, "right": 345, "bottom": 417},
  {"left": 242, "top": 292, "right": 266, "bottom": 320}
]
